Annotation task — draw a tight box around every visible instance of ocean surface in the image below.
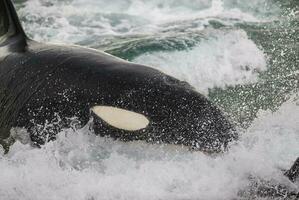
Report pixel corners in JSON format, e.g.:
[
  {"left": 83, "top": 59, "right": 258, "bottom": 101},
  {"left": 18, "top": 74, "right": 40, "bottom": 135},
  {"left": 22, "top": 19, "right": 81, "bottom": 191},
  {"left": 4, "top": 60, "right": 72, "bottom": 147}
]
[{"left": 1, "top": 0, "right": 299, "bottom": 199}]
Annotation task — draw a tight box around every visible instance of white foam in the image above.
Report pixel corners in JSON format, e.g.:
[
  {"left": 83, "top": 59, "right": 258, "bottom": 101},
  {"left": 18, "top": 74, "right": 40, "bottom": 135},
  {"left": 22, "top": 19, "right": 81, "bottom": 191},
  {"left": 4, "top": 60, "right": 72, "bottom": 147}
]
[
  {"left": 18, "top": 0, "right": 273, "bottom": 44},
  {"left": 133, "top": 30, "right": 267, "bottom": 93}
]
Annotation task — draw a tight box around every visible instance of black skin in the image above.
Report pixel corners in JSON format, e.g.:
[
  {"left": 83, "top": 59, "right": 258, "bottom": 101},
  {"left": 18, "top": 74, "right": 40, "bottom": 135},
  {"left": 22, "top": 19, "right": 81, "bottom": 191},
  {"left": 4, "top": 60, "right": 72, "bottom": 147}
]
[
  {"left": 0, "top": 40, "right": 236, "bottom": 153},
  {"left": 0, "top": 0, "right": 236, "bottom": 153}
]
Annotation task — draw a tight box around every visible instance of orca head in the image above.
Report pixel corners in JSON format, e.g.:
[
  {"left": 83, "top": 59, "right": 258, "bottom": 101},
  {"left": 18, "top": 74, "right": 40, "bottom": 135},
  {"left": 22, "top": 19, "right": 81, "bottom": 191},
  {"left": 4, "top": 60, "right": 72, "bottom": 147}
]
[{"left": 86, "top": 65, "right": 237, "bottom": 153}]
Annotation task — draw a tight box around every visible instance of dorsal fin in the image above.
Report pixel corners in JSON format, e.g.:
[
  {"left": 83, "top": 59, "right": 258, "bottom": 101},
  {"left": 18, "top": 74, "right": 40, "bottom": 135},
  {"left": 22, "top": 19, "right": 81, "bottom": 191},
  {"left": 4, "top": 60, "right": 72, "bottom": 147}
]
[
  {"left": 0, "top": 0, "right": 27, "bottom": 52},
  {"left": 285, "top": 157, "right": 299, "bottom": 182}
]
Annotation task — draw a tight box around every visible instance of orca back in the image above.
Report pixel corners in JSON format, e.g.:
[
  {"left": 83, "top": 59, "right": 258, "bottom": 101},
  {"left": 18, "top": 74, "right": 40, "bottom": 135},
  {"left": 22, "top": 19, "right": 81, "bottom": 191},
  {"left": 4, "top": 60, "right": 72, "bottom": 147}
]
[{"left": 0, "top": 0, "right": 27, "bottom": 150}]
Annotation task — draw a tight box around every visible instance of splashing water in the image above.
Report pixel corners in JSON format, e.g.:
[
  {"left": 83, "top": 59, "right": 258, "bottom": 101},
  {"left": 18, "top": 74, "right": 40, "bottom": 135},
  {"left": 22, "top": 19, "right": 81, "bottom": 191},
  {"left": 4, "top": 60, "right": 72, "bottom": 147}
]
[
  {"left": 1, "top": 96, "right": 299, "bottom": 200},
  {"left": 1, "top": 0, "right": 298, "bottom": 199},
  {"left": 133, "top": 30, "right": 267, "bottom": 94}
]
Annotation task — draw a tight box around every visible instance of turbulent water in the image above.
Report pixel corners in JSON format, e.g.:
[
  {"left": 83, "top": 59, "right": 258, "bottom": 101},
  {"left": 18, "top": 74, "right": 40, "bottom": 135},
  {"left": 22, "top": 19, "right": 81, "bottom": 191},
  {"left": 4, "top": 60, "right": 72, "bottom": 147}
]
[{"left": 1, "top": 0, "right": 299, "bottom": 199}]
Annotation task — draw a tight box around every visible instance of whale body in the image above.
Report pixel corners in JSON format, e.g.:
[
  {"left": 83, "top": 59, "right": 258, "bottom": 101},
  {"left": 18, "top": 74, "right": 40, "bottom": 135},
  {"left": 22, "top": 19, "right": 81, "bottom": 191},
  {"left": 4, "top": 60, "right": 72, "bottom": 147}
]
[{"left": 0, "top": 0, "right": 237, "bottom": 152}]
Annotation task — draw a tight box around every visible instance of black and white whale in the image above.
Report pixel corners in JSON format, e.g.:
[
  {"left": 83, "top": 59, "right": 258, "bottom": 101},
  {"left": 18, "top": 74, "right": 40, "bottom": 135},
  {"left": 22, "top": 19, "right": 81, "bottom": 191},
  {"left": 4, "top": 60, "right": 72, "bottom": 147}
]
[{"left": 0, "top": 0, "right": 237, "bottom": 152}]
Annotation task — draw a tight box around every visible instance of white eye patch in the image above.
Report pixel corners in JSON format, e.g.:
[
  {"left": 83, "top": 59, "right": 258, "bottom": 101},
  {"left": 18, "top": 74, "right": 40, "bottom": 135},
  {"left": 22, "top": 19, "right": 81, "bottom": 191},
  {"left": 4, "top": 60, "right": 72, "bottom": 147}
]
[{"left": 92, "top": 106, "right": 149, "bottom": 131}]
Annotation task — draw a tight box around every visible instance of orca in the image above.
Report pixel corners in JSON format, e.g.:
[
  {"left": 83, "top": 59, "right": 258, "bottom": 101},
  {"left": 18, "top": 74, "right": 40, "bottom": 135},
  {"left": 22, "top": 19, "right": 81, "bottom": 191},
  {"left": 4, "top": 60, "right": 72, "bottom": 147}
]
[{"left": 0, "top": 0, "right": 237, "bottom": 153}]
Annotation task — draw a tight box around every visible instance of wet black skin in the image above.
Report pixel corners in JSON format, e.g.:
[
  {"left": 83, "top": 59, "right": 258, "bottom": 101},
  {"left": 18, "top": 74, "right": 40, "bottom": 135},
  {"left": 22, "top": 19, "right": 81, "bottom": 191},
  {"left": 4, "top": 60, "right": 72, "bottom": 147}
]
[
  {"left": 0, "top": 40, "right": 236, "bottom": 152},
  {"left": 0, "top": 0, "right": 237, "bottom": 153}
]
